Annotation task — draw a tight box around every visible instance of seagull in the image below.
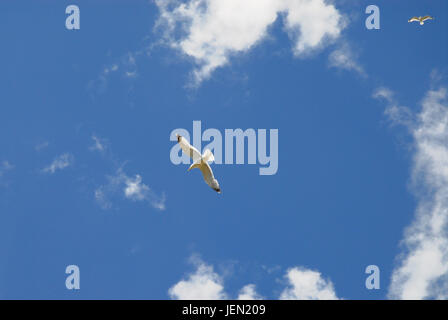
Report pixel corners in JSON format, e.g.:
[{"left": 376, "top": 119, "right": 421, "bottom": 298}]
[
  {"left": 176, "top": 134, "right": 221, "bottom": 193},
  {"left": 408, "top": 16, "right": 434, "bottom": 25}
]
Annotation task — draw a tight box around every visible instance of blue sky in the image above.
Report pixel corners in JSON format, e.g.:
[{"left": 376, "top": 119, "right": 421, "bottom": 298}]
[{"left": 0, "top": 0, "right": 447, "bottom": 299}]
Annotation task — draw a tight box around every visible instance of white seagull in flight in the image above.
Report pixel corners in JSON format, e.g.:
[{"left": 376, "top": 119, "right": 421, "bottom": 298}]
[
  {"left": 176, "top": 134, "right": 221, "bottom": 193},
  {"left": 408, "top": 16, "right": 434, "bottom": 25}
]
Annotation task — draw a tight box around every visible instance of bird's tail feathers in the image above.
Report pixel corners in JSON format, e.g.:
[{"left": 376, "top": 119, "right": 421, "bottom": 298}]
[
  {"left": 188, "top": 160, "right": 201, "bottom": 171},
  {"left": 202, "top": 149, "right": 215, "bottom": 163}
]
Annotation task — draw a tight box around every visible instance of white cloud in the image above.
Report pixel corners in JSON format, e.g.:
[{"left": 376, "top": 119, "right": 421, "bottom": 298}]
[
  {"left": 388, "top": 87, "right": 448, "bottom": 299},
  {"left": 124, "top": 174, "right": 150, "bottom": 201},
  {"left": 328, "top": 43, "right": 365, "bottom": 76},
  {"left": 95, "top": 168, "right": 166, "bottom": 211},
  {"left": 155, "top": 0, "right": 344, "bottom": 85},
  {"left": 237, "top": 284, "right": 264, "bottom": 300},
  {"left": 169, "top": 258, "right": 228, "bottom": 300},
  {"left": 42, "top": 153, "right": 73, "bottom": 174},
  {"left": 169, "top": 256, "right": 338, "bottom": 300},
  {"left": 281, "top": 0, "right": 343, "bottom": 55},
  {"left": 279, "top": 267, "right": 339, "bottom": 300}
]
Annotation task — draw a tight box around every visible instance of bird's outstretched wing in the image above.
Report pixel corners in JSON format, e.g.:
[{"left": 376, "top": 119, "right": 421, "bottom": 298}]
[
  {"left": 176, "top": 134, "right": 221, "bottom": 193},
  {"left": 408, "top": 17, "right": 420, "bottom": 22},
  {"left": 177, "top": 135, "right": 201, "bottom": 162},
  {"left": 421, "top": 16, "right": 434, "bottom": 21},
  {"left": 199, "top": 162, "right": 221, "bottom": 193}
]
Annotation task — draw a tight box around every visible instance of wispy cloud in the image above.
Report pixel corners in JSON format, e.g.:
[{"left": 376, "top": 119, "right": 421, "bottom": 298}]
[
  {"left": 373, "top": 87, "right": 394, "bottom": 102},
  {"left": 95, "top": 168, "right": 166, "bottom": 211},
  {"left": 88, "top": 133, "right": 166, "bottom": 211},
  {"left": 87, "top": 63, "right": 120, "bottom": 96},
  {"left": 0, "top": 160, "right": 14, "bottom": 177},
  {"left": 373, "top": 87, "right": 414, "bottom": 127},
  {"left": 89, "top": 135, "right": 108, "bottom": 153},
  {"left": 94, "top": 187, "right": 113, "bottom": 210},
  {"left": 168, "top": 255, "right": 338, "bottom": 300},
  {"left": 385, "top": 86, "right": 448, "bottom": 299},
  {"left": 42, "top": 153, "right": 73, "bottom": 174},
  {"left": 123, "top": 52, "right": 138, "bottom": 78},
  {"left": 105, "top": 64, "right": 119, "bottom": 74},
  {"left": 155, "top": 0, "right": 345, "bottom": 86},
  {"left": 328, "top": 42, "right": 365, "bottom": 77},
  {"left": 0, "top": 160, "right": 14, "bottom": 187},
  {"left": 88, "top": 52, "right": 140, "bottom": 97},
  {"left": 35, "top": 141, "right": 49, "bottom": 152}
]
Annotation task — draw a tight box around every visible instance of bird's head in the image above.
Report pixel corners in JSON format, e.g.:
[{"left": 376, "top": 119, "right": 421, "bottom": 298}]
[{"left": 176, "top": 134, "right": 181, "bottom": 142}]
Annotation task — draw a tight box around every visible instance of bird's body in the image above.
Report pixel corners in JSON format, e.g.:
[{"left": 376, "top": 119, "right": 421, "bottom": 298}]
[
  {"left": 176, "top": 134, "right": 221, "bottom": 193},
  {"left": 408, "top": 16, "right": 434, "bottom": 25}
]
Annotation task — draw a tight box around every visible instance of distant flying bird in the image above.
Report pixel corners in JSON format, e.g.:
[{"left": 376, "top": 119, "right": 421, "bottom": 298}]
[
  {"left": 408, "top": 16, "right": 434, "bottom": 25},
  {"left": 176, "top": 134, "right": 221, "bottom": 193}
]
